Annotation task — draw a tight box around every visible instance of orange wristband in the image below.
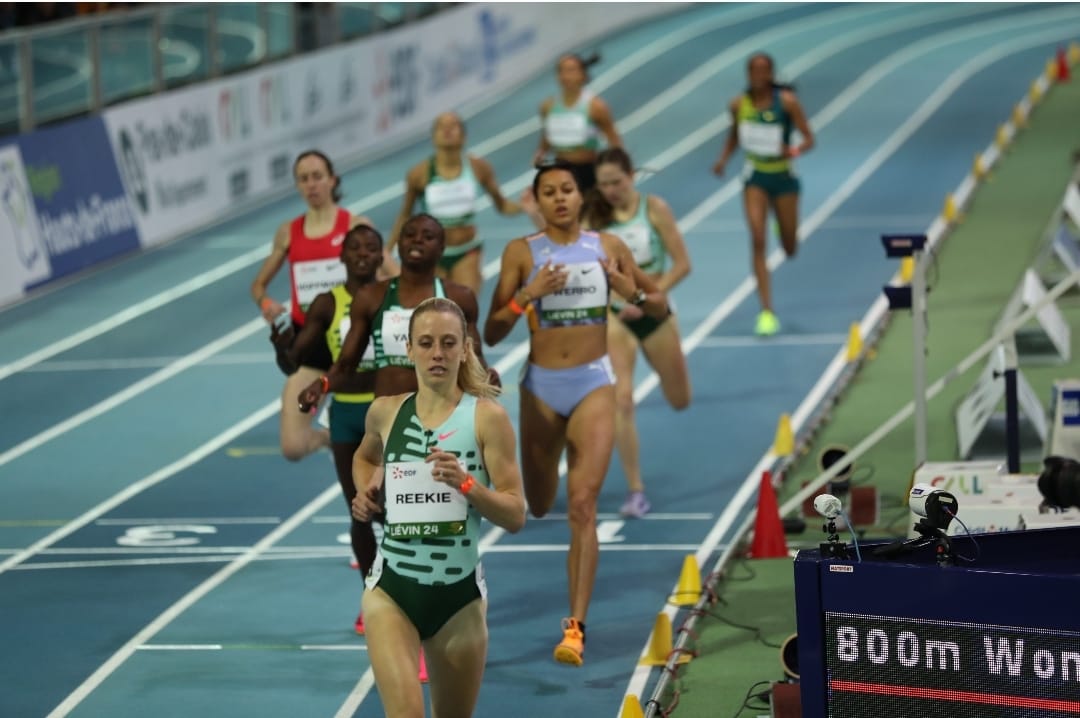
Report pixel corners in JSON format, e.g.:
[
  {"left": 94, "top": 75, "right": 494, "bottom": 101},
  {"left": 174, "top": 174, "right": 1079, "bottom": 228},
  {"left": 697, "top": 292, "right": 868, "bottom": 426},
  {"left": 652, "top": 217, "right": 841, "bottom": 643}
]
[
  {"left": 320, "top": 375, "right": 330, "bottom": 394},
  {"left": 260, "top": 297, "right": 274, "bottom": 312},
  {"left": 508, "top": 298, "right": 526, "bottom": 315},
  {"left": 459, "top": 475, "right": 477, "bottom": 495}
]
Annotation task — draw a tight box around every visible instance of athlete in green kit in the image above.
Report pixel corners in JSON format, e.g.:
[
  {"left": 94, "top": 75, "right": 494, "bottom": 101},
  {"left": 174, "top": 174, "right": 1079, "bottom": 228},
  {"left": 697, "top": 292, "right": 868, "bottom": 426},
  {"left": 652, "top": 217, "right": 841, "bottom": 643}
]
[
  {"left": 351, "top": 297, "right": 526, "bottom": 718},
  {"left": 713, "top": 52, "right": 814, "bottom": 336},
  {"left": 387, "top": 112, "right": 523, "bottom": 297},
  {"left": 298, "top": 213, "right": 497, "bottom": 408}
]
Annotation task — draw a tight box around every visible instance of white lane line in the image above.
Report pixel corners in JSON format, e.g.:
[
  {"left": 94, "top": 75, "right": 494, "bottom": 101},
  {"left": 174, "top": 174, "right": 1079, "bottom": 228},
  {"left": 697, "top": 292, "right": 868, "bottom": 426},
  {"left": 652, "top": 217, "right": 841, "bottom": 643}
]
[
  {"left": 481, "top": 544, "right": 718, "bottom": 553},
  {"left": 25, "top": 353, "right": 271, "bottom": 373},
  {"left": 620, "top": 19, "right": 1080, "bottom": 712},
  {"left": 310, "top": 512, "right": 715, "bottom": 523},
  {"left": 0, "top": 250, "right": 269, "bottom": 382},
  {"left": 0, "top": 318, "right": 265, "bottom": 470},
  {"left": 44, "top": 481, "right": 343, "bottom": 718},
  {"left": 135, "top": 643, "right": 368, "bottom": 652},
  {"left": 6, "top": 553, "right": 347, "bottom": 571},
  {"left": 95, "top": 516, "right": 282, "bottom": 526},
  {"left": 694, "top": 334, "right": 848, "bottom": 349},
  {"left": 0, "top": 5, "right": 784, "bottom": 381},
  {"left": 0, "top": 400, "right": 279, "bottom": 575}
]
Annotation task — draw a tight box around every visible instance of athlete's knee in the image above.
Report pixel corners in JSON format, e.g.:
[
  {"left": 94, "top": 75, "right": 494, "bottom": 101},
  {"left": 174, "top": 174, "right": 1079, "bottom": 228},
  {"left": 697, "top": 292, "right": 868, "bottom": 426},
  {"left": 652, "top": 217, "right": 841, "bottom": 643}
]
[
  {"left": 614, "top": 388, "right": 635, "bottom": 416},
  {"left": 565, "top": 489, "right": 598, "bottom": 528},
  {"left": 528, "top": 499, "right": 549, "bottom": 519},
  {"left": 782, "top": 235, "right": 798, "bottom": 258},
  {"left": 279, "top": 440, "right": 308, "bottom": 463},
  {"left": 670, "top": 393, "right": 691, "bottom": 412}
]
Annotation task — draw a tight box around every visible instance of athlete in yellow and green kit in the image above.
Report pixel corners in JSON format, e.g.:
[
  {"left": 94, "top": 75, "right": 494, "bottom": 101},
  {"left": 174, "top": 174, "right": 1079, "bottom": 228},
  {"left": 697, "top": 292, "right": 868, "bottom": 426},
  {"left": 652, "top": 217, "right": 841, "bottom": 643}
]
[{"left": 713, "top": 52, "right": 815, "bottom": 337}]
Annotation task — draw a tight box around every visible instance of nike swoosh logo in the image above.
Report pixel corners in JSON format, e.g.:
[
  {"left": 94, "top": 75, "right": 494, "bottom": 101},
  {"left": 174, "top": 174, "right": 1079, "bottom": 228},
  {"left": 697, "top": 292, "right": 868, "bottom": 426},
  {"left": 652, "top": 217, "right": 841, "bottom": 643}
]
[
  {"left": 438, "top": 429, "right": 458, "bottom": 441},
  {"left": 331, "top": 234, "right": 345, "bottom": 247},
  {"left": 581, "top": 267, "right": 595, "bottom": 274}
]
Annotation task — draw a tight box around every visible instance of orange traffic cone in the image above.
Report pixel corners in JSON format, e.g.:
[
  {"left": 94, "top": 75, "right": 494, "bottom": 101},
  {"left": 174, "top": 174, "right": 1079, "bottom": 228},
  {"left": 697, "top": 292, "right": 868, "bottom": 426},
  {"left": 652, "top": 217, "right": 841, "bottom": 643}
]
[
  {"left": 749, "top": 471, "right": 789, "bottom": 559},
  {"left": 1058, "top": 47, "right": 1071, "bottom": 82}
]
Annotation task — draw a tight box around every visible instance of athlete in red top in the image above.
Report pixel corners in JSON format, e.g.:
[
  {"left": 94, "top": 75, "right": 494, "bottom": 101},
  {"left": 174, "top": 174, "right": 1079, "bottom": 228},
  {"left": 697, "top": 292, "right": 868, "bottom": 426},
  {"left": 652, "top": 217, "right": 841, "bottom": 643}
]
[{"left": 251, "top": 149, "right": 375, "bottom": 461}]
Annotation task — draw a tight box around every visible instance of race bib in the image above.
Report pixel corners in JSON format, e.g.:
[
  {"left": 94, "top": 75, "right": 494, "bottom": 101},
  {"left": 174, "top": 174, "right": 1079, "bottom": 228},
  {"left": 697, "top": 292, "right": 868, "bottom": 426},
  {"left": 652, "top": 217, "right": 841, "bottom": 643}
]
[
  {"left": 611, "top": 223, "right": 653, "bottom": 267},
  {"left": 539, "top": 262, "right": 608, "bottom": 322},
  {"left": 739, "top": 121, "right": 783, "bottom": 157},
  {"left": 380, "top": 308, "right": 413, "bottom": 366},
  {"left": 384, "top": 460, "right": 468, "bottom": 538},
  {"left": 425, "top": 178, "right": 477, "bottom": 220},
  {"left": 294, "top": 258, "right": 346, "bottom": 310},
  {"left": 545, "top": 112, "right": 589, "bottom": 148}
]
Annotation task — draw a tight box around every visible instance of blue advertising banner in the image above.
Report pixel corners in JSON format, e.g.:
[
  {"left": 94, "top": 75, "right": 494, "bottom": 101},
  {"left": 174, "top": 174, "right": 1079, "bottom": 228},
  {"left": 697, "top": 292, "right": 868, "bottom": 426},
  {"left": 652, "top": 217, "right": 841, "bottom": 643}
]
[{"left": 17, "top": 115, "right": 140, "bottom": 282}]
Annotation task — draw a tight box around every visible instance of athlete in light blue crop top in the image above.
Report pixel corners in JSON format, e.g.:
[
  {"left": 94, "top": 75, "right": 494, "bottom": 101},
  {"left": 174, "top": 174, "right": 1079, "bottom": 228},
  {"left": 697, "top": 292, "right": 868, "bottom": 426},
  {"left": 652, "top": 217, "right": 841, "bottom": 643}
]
[{"left": 484, "top": 162, "right": 671, "bottom": 667}]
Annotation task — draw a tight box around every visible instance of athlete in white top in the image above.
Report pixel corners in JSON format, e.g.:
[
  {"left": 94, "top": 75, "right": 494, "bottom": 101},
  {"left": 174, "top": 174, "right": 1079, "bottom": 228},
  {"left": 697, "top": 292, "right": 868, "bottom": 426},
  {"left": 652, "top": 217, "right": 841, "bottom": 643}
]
[{"left": 388, "top": 112, "right": 522, "bottom": 296}]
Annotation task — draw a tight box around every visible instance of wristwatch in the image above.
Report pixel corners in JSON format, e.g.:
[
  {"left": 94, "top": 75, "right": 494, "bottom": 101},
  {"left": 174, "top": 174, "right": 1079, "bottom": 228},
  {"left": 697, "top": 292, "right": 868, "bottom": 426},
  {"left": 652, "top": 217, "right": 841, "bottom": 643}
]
[{"left": 629, "top": 288, "right": 647, "bottom": 306}]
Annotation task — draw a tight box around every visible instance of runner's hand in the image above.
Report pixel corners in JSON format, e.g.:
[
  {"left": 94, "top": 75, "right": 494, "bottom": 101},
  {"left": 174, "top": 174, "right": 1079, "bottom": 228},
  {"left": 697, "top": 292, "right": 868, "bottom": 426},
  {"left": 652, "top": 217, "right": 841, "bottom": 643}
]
[
  {"left": 297, "top": 380, "right": 324, "bottom": 413},
  {"left": 427, "top": 450, "right": 466, "bottom": 491},
  {"left": 352, "top": 483, "right": 383, "bottom": 522}
]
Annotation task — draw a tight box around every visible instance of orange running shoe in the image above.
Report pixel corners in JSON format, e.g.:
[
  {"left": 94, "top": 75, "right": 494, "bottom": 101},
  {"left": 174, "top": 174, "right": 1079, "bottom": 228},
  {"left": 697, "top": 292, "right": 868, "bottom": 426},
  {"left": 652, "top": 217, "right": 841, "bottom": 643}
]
[
  {"left": 354, "top": 612, "right": 365, "bottom": 635},
  {"left": 553, "top": 617, "right": 585, "bottom": 666},
  {"left": 419, "top": 647, "right": 429, "bottom": 683}
]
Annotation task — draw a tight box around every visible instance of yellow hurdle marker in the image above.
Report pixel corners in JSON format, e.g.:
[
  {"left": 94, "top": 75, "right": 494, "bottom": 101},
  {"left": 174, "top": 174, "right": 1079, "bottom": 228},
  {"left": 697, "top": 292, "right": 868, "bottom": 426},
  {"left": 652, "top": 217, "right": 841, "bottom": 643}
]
[
  {"left": 620, "top": 696, "right": 646, "bottom": 718},
  {"left": 943, "top": 194, "right": 961, "bottom": 224},
  {"left": 973, "top": 153, "right": 987, "bottom": 181},
  {"left": 669, "top": 554, "right": 703, "bottom": 606},
  {"left": 640, "top": 612, "right": 693, "bottom": 666},
  {"left": 995, "top": 124, "right": 1010, "bottom": 151},
  {"left": 1029, "top": 79, "right": 1044, "bottom": 104},
  {"left": 773, "top": 413, "right": 794, "bottom": 456},
  {"left": 1012, "top": 103, "right": 1027, "bottom": 129},
  {"left": 1070, "top": 42, "right": 1080, "bottom": 66},
  {"left": 845, "top": 322, "right": 864, "bottom": 363},
  {"left": 899, "top": 255, "right": 915, "bottom": 284},
  {"left": 1047, "top": 57, "right": 1059, "bottom": 82}
]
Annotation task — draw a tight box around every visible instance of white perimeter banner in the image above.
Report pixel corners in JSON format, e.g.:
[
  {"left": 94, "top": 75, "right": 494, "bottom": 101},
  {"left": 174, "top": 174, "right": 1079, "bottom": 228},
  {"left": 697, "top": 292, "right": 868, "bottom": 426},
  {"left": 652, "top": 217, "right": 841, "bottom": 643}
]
[
  {"left": 102, "top": 3, "right": 683, "bottom": 246},
  {"left": 0, "top": 144, "right": 52, "bottom": 305}
]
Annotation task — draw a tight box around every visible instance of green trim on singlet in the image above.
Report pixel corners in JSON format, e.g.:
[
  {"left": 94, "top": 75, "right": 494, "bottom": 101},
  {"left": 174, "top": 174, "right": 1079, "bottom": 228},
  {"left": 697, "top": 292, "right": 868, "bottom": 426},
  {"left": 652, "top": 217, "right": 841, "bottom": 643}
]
[
  {"left": 380, "top": 393, "right": 489, "bottom": 585},
  {"left": 370, "top": 278, "right": 447, "bottom": 369},
  {"left": 606, "top": 194, "right": 667, "bottom": 275}
]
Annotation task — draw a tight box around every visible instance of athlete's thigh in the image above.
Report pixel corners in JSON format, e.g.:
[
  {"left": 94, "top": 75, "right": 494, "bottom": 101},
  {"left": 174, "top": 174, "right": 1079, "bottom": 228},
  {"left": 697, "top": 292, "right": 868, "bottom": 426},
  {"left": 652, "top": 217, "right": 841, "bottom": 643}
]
[
  {"left": 606, "top": 317, "right": 638, "bottom": 404},
  {"left": 450, "top": 249, "right": 483, "bottom": 297},
  {"left": 519, "top": 384, "right": 568, "bottom": 513},
  {"left": 771, "top": 191, "right": 800, "bottom": 249},
  {"left": 362, "top": 588, "right": 424, "bottom": 717},
  {"left": 564, "top": 383, "right": 616, "bottom": 502},
  {"left": 742, "top": 184, "right": 770, "bottom": 245},
  {"left": 281, "top": 367, "right": 322, "bottom": 429},
  {"left": 426, "top": 598, "right": 488, "bottom": 718},
  {"left": 640, "top": 317, "right": 691, "bottom": 410}
]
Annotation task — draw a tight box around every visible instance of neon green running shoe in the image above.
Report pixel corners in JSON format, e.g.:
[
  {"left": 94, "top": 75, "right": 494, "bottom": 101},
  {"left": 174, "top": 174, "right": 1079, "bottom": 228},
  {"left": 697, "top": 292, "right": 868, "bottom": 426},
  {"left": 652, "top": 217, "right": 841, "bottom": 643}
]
[{"left": 755, "top": 310, "right": 780, "bottom": 337}]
